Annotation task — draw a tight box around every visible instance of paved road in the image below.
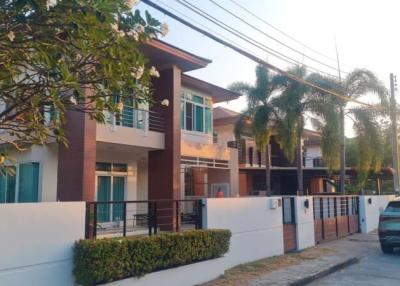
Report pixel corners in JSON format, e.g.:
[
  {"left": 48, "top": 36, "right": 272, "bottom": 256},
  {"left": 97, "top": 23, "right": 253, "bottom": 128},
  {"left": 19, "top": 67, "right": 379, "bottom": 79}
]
[{"left": 310, "top": 248, "right": 400, "bottom": 286}]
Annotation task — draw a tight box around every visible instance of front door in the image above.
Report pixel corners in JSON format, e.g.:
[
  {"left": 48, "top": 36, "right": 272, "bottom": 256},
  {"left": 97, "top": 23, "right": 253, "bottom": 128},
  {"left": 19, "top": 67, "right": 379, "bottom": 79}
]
[{"left": 97, "top": 176, "right": 125, "bottom": 222}]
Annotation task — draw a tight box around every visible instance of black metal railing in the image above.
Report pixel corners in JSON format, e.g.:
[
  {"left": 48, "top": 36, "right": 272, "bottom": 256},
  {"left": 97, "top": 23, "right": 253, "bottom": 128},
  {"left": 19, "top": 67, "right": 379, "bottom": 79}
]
[
  {"left": 282, "top": 196, "right": 296, "bottom": 224},
  {"left": 85, "top": 199, "right": 203, "bottom": 239},
  {"left": 148, "top": 110, "right": 165, "bottom": 132},
  {"left": 106, "top": 108, "right": 165, "bottom": 133},
  {"left": 313, "top": 195, "right": 359, "bottom": 220},
  {"left": 303, "top": 157, "right": 325, "bottom": 168}
]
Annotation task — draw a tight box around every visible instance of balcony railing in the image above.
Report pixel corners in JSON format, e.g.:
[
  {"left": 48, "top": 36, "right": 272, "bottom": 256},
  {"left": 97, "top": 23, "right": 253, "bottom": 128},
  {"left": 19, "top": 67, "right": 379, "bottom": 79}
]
[
  {"left": 303, "top": 157, "right": 325, "bottom": 168},
  {"left": 85, "top": 199, "right": 203, "bottom": 239},
  {"left": 106, "top": 107, "right": 164, "bottom": 133}
]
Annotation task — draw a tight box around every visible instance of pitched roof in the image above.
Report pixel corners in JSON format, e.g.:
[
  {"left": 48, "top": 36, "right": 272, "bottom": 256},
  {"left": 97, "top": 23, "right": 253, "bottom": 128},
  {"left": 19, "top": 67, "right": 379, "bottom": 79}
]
[
  {"left": 141, "top": 40, "right": 211, "bottom": 72},
  {"left": 182, "top": 75, "right": 241, "bottom": 103},
  {"left": 213, "top": 106, "right": 240, "bottom": 125}
]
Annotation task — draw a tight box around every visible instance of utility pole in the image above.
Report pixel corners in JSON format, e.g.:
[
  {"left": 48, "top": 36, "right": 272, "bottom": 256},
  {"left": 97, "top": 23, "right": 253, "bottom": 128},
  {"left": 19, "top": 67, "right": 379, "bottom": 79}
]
[
  {"left": 390, "top": 73, "right": 399, "bottom": 194},
  {"left": 335, "top": 39, "right": 346, "bottom": 194}
]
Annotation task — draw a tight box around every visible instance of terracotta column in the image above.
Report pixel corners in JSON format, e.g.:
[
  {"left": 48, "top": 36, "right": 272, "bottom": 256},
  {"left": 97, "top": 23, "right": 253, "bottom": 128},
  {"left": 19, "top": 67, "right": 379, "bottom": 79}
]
[
  {"left": 148, "top": 66, "right": 181, "bottom": 230},
  {"left": 57, "top": 110, "right": 96, "bottom": 201}
]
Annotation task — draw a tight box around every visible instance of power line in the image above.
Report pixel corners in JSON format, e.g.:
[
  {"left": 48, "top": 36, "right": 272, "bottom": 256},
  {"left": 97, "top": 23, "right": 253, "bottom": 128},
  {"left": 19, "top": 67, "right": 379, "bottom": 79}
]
[
  {"left": 227, "top": 0, "right": 354, "bottom": 70},
  {"left": 175, "top": 0, "right": 341, "bottom": 78},
  {"left": 173, "top": 0, "right": 300, "bottom": 70},
  {"left": 208, "top": 0, "right": 347, "bottom": 75},
  {"left": 141, "top": 0, "right": 382, "bottom": 109},
  {"left": 155, "top": 0, "right": 261, "bottom": 59}
]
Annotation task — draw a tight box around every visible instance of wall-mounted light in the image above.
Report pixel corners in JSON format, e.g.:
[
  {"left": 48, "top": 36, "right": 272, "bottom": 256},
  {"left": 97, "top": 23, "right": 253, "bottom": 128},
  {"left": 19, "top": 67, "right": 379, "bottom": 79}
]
[
  {"left": 368, "top": 198, "right": 372, "bottom": 204},
  {"left": 304, "top": 199, "right": 310, "bottom": 209},
  {"left": 161, "top": 99, "right": 169, "bottom": 107}
]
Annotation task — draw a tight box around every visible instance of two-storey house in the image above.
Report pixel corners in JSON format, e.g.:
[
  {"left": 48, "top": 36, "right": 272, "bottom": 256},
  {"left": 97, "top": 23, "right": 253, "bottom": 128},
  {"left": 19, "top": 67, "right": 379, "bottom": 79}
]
[
  {"left": 213, "top": 106, "right": 333, "bottom": 196},
  {"left": 0, "top": 40, "right": 240, "bottom": 213}
]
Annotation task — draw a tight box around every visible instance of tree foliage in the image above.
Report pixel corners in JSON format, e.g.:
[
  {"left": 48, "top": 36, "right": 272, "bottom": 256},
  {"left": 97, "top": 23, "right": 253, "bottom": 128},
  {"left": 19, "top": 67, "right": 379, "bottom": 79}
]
[
  {"left": 273, "top": 65, "right": 308, "bottom": 163},
  {"left": 308, "top": 68, "right": 388, "bottom": 189},
  {"left": 0, "top": 0, "right": 166, "bottom": 158},
  {"left": 229, "top": 65, "right": 280, "bottom": 151}
]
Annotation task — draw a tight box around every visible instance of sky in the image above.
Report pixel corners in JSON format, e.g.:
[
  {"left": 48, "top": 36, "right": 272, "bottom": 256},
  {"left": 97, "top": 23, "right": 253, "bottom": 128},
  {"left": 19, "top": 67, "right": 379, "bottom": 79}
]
[{"left": 137, "top": 0, "right": 400, "bottom": 136}]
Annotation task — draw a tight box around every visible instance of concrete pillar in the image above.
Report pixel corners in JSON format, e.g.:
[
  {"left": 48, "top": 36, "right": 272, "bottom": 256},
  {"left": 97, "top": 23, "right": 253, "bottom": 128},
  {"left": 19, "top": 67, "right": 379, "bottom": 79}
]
[
  {"left": 229, "top": 148, "right": 239, "bottom": 197},
  {"left": 57, "top": 110, "right": 96, "bottom": 201},
  {"left": 294, "top": 196, "right": 315, "bottom": 250}
]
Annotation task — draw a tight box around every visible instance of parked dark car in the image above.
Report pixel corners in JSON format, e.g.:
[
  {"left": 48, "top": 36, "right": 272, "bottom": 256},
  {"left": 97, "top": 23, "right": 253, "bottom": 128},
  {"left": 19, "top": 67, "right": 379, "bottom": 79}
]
[{"left": 378, "top": 199, "right": 400, "bottom": 253}]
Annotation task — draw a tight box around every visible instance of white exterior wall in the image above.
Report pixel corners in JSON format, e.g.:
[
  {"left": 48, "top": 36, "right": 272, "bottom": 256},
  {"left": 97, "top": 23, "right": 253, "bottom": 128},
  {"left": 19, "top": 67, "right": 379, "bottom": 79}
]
[
  {"left": 304, "top": 145, "right": 321, "bottom": 168},
  {"left": 108, "top": 197, "right": 285, "bottom": 286},
  {"left": 359, "top": 195, "right": 396, "bottom": 233},
  {"left": 96, "top": 124, "right": 165, "bottom": 150},
  {"left": 204, "top": 197, "right": 284, "bottom": 267},
  {"left": 137, "top": 159, "right": 148, "bottom": 201},
  {"left": 7, "top": 144, "right": 58, "bottom": 202},
  {"left": 295, "top": 196, "right": 315, "bottom": 250},
  {"left": 213, "top": 123, "right": 235, "bottom": 146},
  {"left": 0, "top": 202, "right": 85, "bottom": 286},
  {"left": 106, "top": 258, "right": 226, "bottom": 286}
]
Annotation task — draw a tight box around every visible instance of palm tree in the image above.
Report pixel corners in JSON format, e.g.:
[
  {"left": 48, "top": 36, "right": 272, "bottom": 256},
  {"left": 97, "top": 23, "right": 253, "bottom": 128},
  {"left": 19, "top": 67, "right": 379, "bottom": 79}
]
[
  {"left": 273, "top": 65, "right": 309, "bottom": 195},
  {"left": 229, "top": 65, "right": 282, "bottom": 194},
  {"left": 308, "top": 69, "right": 388, "bottom": 193}
]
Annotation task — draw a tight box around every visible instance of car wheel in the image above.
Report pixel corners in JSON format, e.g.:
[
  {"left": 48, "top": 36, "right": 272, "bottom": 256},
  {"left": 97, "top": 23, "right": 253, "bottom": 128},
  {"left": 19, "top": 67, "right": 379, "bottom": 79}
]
[{"left": 381, "top": 243, "right": 394, "bottom": 254}]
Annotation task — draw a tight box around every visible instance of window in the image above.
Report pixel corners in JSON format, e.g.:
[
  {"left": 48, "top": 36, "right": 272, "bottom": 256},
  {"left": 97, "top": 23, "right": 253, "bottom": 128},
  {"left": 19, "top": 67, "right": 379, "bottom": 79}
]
[
  {"left": 181, "top": 91, "right": 213, "bottom": 134},
  {"left": 386, "top": 202, "right": 400, "bottom": 212},
  {"left": 0, "top": 163, "right": 39, "bottom": 203},
  {"left": 96, "top": 162, "right": 127, "bottom": 222},
  {"left": 96, "top": 162, "right": 127, "bottom": 173}
]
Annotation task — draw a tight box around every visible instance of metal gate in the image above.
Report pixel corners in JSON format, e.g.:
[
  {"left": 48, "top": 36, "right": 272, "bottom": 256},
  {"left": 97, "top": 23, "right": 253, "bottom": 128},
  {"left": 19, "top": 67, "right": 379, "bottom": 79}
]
[
  {"left": 282, "top": 197, "right": 297, "bottom": 252},
  {"left": 313, "top": 196, "right": 359, "bottom": 244}
]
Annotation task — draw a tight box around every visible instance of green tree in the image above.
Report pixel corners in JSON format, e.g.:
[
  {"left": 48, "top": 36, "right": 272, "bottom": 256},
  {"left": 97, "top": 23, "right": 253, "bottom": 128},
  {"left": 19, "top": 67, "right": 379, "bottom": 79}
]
[
  {"left": 0, "top": 0, "right": 166, "bottom": 163},
  {"left": 273, "top": 65, "right": 309, "bottom": 195},
  {"left": 229, "top": 65, "right": 282, "bottom": 194},
  {"left": 308, "top": 69, "right": 388, "bottom": 192}
]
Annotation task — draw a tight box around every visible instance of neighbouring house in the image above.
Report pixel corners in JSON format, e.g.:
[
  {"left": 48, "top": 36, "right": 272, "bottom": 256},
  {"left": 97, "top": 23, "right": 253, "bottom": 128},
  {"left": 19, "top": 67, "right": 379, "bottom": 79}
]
[
  {"left": 213, "top": 106, "right": 337, "bottom": 196},
  {"left": 0, "top": 40, "right": 240, "bottom": 213}
]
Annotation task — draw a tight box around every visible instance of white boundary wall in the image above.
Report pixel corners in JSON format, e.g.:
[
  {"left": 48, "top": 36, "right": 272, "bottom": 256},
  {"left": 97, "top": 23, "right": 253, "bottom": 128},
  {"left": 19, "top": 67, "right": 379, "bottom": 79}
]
[
  {"left": 204, "top": 197, "right": 284, "bottom": 268},
  {"left": 110, "top": 197, "right": 284, "bottom": 286},
  {"left": 359, "top": 195, "right": 395, "bottom": 233},
  {"left": 0, "top": 202, "right": 85, "bottom": 286},
  {"left": 294, "top": 196, "right": 315, "bottom": 250}
]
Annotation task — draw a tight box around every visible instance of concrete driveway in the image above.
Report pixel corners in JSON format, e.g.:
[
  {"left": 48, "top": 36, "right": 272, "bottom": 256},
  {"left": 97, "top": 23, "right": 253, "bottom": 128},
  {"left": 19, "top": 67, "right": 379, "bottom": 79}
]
[{"left": 310, "top": 248, "right": 400, "bottom": 285}]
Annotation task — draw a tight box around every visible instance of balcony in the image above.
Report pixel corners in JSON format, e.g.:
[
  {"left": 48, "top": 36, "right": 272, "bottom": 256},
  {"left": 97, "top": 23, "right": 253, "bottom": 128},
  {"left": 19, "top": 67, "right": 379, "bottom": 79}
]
[
  {"left": 96, "top": 107, "right": 165, "bottom": 150},
  {"left": 232, "top": 140, "right": 326, "bottom": 169},
  {"left": 106, "top": 107, "right": 164, "bottom": 133}
]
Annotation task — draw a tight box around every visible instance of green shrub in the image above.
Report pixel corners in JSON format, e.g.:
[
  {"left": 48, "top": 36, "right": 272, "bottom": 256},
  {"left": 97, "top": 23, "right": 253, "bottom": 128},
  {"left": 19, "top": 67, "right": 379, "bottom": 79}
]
[{"left": 73, "top": 229, "right": 231, "bottom": 286}]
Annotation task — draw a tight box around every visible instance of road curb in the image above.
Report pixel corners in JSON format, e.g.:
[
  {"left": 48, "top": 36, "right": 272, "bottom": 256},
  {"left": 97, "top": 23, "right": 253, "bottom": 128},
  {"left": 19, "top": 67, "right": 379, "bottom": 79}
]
[{"left": 288, "top": 257, "right": 360, "bottom": 286}]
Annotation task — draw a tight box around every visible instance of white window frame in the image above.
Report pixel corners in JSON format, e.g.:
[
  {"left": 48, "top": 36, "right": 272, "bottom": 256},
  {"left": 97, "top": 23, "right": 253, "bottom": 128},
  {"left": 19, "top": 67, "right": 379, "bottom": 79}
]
[
  {"left": 181, "top": 90, "right": 213, "bottom": 135},
  {"left": 95, "top": 163, "right": 128, "bottom": 223}
]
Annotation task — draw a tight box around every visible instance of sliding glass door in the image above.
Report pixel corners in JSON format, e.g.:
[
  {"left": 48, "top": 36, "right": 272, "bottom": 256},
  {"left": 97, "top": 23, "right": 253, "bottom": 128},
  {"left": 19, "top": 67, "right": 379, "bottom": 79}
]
[{"left": 96, "top": 175, "right": 125, "bottom": 223}]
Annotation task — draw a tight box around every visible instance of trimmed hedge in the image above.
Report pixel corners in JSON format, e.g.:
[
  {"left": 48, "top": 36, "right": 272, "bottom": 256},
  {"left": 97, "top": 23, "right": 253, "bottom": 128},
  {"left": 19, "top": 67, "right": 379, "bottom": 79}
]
[{"left": 73, "top": 229, "right": 231, "bottom": 286}]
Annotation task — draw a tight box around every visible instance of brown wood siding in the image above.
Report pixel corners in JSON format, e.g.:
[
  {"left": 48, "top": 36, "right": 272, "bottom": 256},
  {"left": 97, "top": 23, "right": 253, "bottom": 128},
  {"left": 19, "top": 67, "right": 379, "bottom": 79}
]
[
  {"left": 314, "top": 219, "right": 323, "bottom": 243},
  {"left": 283, "top": 224, "right": 297, "bottom": 252},
  {"left": 337, "top": 216, "right": 349, "bottom": 237},
  {"left": 349, "top": 215, "right": 359, "bottom": 233},
  {"left": 148, "top": 66, "right": 181, "bottom": 230},
  {"left": 322, "top": 218, "right": 337, "bottom": 241},
  {"left": 57, "top": 109, "right": 96, "bottom": 201}
]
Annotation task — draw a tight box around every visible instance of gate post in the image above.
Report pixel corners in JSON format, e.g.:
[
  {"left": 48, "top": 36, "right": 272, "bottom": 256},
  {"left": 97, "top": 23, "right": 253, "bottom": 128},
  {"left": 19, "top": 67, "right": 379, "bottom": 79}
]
[{"left": 294, "top": 196, "right": 315, "bottom": 250}]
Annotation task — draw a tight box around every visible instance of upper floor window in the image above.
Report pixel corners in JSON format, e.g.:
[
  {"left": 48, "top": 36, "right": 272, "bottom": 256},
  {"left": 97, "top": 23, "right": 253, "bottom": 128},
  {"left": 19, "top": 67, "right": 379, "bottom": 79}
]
[
  {"left": 0, "top": 162, "right": 40, "bottom": 203},
  {"left": 180, "top": 91, "right": 213, "bottom": 134}
]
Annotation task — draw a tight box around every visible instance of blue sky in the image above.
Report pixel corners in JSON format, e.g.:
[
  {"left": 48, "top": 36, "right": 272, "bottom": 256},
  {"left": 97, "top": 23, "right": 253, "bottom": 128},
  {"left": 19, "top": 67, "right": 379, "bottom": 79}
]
[{"left": 137, "top": 0, "right": 400, "bottom": 135}]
